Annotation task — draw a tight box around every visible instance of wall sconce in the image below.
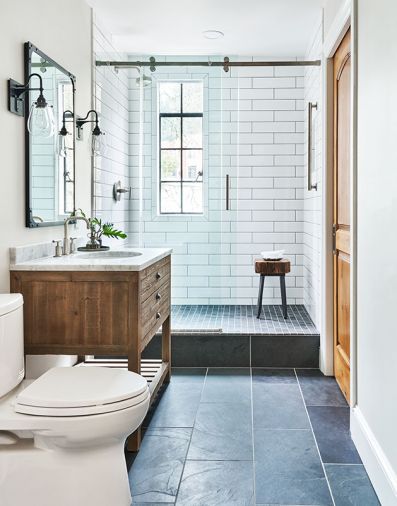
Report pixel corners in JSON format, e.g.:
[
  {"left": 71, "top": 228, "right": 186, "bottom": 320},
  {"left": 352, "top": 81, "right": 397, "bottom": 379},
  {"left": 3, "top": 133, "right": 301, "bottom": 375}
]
[
  {"left": 57, "top": 110, "right": 74, "bottom": 157},
  {"left": 76, "top": 109, "right": 106, "bottom": 156},
  {"left": 8, "top": 73, "right": 55, "bottom": 137}
]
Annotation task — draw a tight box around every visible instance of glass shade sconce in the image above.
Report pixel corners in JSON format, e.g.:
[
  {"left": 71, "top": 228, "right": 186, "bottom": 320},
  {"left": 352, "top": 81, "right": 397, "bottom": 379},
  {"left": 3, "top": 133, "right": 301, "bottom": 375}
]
[
  {"left": 76, "top": 109, "right": 106, "bottom": 157},
  {"left": 8, "top": 73, "right": 55, "bottom": 137},
  {"left": 57, "top": 110, "right": 74, "bottom": 157}
]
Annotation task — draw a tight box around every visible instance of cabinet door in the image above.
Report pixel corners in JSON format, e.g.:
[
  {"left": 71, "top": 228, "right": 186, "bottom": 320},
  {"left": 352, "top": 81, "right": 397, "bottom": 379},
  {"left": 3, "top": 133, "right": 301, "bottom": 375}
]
[{"left": 17, "top": 274, "right": 130, "bottom": 353}]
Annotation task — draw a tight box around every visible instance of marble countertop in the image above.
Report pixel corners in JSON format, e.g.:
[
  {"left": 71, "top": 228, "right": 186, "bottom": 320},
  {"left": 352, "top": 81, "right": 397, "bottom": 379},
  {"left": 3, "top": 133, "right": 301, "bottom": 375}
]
[{"left": 10, "top": 247, "right": 172, "bottom": 272}]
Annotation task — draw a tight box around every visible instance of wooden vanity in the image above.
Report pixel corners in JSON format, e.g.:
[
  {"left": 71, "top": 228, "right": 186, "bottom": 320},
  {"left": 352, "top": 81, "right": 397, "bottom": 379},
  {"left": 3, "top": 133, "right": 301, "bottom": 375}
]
[{"left": 10, "top": 249, "right": 171, "bottom": 450}]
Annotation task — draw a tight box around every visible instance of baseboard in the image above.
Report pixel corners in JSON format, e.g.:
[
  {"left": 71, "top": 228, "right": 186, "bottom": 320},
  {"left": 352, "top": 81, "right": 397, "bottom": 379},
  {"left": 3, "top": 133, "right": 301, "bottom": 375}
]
[{"left": 351, "top": 406, "right": 397, "bottom": 506}]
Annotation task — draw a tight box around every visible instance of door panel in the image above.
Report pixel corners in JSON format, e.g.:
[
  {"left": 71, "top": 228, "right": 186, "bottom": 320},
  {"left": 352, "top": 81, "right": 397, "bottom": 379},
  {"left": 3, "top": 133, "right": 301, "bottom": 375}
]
[{"left": 333, "top": 28, "right": 351, "bottom": 403}]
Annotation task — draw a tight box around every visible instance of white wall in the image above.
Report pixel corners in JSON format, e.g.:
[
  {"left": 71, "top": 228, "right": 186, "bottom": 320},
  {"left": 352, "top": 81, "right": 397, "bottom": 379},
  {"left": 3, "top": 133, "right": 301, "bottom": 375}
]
[
  {"left": 324, "top": 0, "right": 346, "bottom": 37},
  {"left": 303, "top": 19, "right": 323, "bottom": 328},
  {"left": 351, "top": 0, "right": 397, "bottom": 503},
  {"left": 0, "top": 0, "right": 92, "bottom": 292},
  {"left": 127, "top": 57, "right": 305, "bottom": 305}
]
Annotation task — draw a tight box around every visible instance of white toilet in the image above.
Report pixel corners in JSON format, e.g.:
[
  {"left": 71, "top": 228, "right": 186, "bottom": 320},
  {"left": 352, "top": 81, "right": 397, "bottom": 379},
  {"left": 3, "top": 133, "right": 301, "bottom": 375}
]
[{"left": 0, "top": 293, "right": 150, "bottom": 506}]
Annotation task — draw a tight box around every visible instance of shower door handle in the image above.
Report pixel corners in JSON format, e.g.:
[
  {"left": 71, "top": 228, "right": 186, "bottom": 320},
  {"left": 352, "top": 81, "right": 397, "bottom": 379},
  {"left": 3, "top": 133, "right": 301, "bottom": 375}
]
[
  {"left": 307, "top": 101, "right": 318, "bottom": 191},
  {"left": 225, "top": 174, "right": 230, "bottom": 210}
]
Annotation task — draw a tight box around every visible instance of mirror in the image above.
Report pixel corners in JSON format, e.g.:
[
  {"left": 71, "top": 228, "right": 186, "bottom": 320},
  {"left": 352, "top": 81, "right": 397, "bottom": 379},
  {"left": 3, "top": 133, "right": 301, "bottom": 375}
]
[{"left": 25, "top": 42, "right": 76, "bottom": 227}]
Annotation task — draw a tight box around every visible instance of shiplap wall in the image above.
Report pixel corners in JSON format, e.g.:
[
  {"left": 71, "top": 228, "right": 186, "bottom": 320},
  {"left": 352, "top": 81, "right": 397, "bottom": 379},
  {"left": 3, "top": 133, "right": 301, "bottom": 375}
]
[{"left": 92, "top": 18, "right": 130, "bottom": 246}]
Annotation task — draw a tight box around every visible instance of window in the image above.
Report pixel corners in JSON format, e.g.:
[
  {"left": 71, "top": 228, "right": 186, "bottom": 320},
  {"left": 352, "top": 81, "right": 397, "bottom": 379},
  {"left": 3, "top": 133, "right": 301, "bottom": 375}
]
[{"left": 159, "top": 81, "right": 203, "bottom": 214}]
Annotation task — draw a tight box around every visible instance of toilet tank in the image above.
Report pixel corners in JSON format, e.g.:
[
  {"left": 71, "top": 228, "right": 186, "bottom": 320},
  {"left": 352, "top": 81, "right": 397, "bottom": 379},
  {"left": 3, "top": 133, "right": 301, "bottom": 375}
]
[{"left": 0, "top": 294, "right": 24, "bottom": 398}]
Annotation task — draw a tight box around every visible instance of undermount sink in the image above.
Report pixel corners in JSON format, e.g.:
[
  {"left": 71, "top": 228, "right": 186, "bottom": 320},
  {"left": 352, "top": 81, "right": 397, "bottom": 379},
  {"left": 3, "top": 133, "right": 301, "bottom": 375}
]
[{"left": 74, "top": 251, "right": 142, "bottom": 260}]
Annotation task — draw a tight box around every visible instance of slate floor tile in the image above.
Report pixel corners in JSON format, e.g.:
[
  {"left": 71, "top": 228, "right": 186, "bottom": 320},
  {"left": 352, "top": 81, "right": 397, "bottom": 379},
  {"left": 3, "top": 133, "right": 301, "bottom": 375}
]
[
  {"left": 188, "top": 402, "right": 253, "bottom": 460},
  {"left": 308, "top": 407, "right": 361, "bottom": 464},
  {"left": 325, "top": 464, "right": 380, "bottom": 505},
  {"left": 133, "top": 503, "right": 174, "bottom": 506},
  {"left": 171, "top": 367, "right": 207, "bottom": 383},
  {"left": 176, "top": 460, "right": 254, "bottom": 506},
  {"left": 254, "top": 428, "right": 333, "bottom": 505},
  {"left": 146, "top": 381, "right": 203, "bottom": 428},
  {"left": 253, "top": 383, "right": 310, "bottom": 429},
  {"left": 200, "top": 368, "right": 251, "bottom": 403},
  {"left": 296, "top": 369, "right": 348, "bottom": 406},
  {"left": 252, "top": 368, "right": 297, "bottom": 384},
  {"left": 129, "top": 428, "right": 191, "bottom": 503}
]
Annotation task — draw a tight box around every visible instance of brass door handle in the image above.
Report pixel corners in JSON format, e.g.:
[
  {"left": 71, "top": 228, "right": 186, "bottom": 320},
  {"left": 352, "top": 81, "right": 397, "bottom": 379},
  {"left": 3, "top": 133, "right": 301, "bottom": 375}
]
[{"left": 332, "top": 224, "right": 337, "bottom": 255}]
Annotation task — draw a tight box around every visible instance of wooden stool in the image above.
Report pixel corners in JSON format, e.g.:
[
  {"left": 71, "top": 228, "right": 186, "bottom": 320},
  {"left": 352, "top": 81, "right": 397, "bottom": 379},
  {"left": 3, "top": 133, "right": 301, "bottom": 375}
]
[{"left": 255, "top": 259, "right": 291, "bottom": 319}]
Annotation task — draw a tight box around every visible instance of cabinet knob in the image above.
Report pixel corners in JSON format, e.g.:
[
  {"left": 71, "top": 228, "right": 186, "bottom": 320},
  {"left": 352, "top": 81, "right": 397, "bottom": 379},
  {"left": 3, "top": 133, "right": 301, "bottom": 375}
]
[
  {"left": 156, "top": 312, "right": 161, "bottom": 319},
  {"left": 156, "top": 272, "right": 161, "bottom": 280},
  {"left": 155, "top": 292, "right": 161, "bottom": 300}
]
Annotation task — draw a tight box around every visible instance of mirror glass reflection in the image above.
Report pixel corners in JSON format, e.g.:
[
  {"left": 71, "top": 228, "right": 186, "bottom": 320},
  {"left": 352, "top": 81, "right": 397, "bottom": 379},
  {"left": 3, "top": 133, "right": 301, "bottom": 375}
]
[{"left": 28, "top": 46, "right": 75, "bottom": 226}]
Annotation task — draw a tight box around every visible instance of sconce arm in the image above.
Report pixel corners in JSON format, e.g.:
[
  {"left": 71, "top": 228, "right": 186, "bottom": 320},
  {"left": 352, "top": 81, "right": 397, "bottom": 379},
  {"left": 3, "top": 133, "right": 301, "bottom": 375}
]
[
  {"left": 12, "top": 73, "right": 44, "bottom": 98},
  {"left": 76, "top": 109, "right": 99, "bottom": 128}
]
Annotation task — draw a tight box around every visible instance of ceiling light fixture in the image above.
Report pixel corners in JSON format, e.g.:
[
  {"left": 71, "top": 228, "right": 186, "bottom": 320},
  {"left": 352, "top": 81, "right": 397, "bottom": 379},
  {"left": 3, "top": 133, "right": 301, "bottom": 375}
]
[{"left": 202, "top": 30, "right": 224, "bottom": 40}]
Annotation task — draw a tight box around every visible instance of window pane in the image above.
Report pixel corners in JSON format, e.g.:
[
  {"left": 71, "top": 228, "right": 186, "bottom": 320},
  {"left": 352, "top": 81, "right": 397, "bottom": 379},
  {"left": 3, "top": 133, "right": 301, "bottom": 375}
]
[
  {"left": 161, "top": 117, "right": 181, "bottom": 148},
  {"left": 161, "top": 150, "right": 181, "bottom": 180},
  {"left": 183, "top": 150, "right": 202, "bottom": 181},
  {"left": 161, "top": 183, "right": 181, "bottom": 213},
  {"left": 183, "top": 82, "right": 203, "bottom": 113},
  {"left": 182, "top": 117, "right": 202, "bottom": 148},
  {"left": 182, "top": 183, "right": 203, "bottom": 213},
  {"left": 159, "top": 82, "right": 181, "bottom": 113}
]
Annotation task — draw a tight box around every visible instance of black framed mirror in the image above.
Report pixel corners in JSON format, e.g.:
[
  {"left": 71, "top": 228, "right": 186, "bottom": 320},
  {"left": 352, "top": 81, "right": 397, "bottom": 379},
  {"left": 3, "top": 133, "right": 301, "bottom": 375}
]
[{"left": 25, "top": 42, "right": 76, "bottom": 227}]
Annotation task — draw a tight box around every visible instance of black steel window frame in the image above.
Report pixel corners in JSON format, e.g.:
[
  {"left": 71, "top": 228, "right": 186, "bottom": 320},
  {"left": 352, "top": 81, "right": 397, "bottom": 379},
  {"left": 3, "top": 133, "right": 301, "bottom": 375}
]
[{"left": 159, "top": 82, "right": 203, "bottom": 214}]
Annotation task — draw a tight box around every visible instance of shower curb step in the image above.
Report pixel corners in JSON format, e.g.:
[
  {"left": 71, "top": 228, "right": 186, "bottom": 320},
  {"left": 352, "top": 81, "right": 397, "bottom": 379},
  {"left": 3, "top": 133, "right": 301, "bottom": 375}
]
[{"left": 142, "top": 332, "right": 319, "bottom": 368}]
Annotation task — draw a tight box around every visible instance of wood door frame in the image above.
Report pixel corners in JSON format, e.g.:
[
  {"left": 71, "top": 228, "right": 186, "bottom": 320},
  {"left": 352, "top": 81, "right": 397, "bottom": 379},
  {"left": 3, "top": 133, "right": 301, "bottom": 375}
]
[{"left": 321, "top": 0, "right": 358, "bottom": 407}]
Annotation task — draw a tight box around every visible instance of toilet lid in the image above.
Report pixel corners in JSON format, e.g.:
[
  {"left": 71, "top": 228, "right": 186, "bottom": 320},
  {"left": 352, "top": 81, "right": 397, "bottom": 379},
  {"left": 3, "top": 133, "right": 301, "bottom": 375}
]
[{"left": 15, "top": 367, "right": 148, "bottom": 412}]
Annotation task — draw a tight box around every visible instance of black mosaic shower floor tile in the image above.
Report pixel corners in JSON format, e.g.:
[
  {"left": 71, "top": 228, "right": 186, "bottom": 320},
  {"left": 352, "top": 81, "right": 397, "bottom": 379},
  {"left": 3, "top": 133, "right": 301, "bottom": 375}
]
[{"left": 171, "top": 304, "right": 319, "bottom": 335}]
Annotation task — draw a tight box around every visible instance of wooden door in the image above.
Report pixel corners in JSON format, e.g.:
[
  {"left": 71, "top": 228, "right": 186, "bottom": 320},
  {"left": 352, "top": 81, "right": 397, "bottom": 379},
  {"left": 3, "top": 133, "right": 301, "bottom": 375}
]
[{"left": 333, "top": 29, "right": 351, "bottom": 403}]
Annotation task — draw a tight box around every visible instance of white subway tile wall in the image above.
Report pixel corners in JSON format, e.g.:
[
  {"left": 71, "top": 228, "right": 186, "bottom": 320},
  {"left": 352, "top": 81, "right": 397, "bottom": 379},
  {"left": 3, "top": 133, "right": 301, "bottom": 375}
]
[
  {"left": 92, "top": 17, "right": 322, "bottom": 307},
  {"left": 126, "top": 57, "right": 305, "bottom": 305},
  {"left": 303, "top": 19, "right": 323, "bottom": 327}
]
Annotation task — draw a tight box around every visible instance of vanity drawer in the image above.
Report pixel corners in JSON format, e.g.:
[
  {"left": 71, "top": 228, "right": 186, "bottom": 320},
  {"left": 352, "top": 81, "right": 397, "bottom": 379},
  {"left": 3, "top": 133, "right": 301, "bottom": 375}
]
[
  {"left": 141, "top": 290, "right": 170, "bottom": 341},
  {"left": 141, "top": 256, "right": 170, "bottom": 301},
  {"left": 141, "top": 281, "right": 170, "bottom": 320}
]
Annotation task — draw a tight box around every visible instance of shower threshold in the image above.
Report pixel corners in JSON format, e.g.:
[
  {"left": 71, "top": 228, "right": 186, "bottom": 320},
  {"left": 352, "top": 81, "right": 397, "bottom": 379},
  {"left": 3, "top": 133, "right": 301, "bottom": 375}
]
[{"left": 96, "top": 305, "right": 320, "bottom": 369}]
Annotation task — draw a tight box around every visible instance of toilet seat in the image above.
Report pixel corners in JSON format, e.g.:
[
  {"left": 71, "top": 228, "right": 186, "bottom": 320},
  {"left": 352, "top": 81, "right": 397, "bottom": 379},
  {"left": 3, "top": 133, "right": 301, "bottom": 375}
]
[{"left": 14, "top": 367, "right": 149, "bottom": 417}]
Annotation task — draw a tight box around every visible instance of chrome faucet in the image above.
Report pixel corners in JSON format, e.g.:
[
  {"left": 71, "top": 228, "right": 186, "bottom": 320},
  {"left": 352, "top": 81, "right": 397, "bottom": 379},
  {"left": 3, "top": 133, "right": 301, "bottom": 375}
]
[{"left": 63, "top": 216, "right": 90, "bottom": 255}]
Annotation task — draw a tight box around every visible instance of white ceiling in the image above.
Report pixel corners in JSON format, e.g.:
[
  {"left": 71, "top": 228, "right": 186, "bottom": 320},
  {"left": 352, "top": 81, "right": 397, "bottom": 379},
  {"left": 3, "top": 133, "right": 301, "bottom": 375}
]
[{"left": 88, "top": 0, "right": 324, "bottom": 57}]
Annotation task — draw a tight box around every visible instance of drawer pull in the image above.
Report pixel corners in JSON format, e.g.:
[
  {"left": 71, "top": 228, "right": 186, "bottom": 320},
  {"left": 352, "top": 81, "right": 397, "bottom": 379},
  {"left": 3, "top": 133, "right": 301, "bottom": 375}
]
[
  {"left": 156, "top": 312, "right": 161, "bottom": 319},
  {"left": 156, "top": 272, "right": 161, "bottom": 280},
  {"left": 155, "top": 292, "right": 161, "bottom": 300}
]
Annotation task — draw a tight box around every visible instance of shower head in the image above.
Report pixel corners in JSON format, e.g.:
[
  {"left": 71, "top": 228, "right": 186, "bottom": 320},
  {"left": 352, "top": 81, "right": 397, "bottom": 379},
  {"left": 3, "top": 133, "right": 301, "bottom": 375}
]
[
  {"left": 135, "top": 73, "right": 152, "bottom": 88},
  {"left": 110, "top": 64, "right": 152, "bottom": 87}
]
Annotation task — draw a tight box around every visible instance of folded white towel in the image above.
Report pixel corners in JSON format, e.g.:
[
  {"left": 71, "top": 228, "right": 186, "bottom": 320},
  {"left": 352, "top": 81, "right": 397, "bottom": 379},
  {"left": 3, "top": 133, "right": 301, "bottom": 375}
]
[{"left": 261, "top": 249, "right": 285, "bottom": 260}]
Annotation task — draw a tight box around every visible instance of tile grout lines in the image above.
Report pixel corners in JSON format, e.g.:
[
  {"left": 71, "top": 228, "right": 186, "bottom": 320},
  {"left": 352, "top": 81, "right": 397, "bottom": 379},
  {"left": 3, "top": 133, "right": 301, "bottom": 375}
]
[
  {"left": 250, "top": 366, "right": 257, "bottom": 506},
  {"left": 294, "top": 368, "right": 336, "bottom": 506},
  {"left": 173, "top": 367, "right": 209, "bottom": 506}
]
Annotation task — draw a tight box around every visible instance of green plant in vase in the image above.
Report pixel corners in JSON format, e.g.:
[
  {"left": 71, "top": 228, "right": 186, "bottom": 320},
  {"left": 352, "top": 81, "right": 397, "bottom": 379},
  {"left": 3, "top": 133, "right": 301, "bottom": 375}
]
[
  {"left": 90, "top": 217, "right": 127, "bottom": 248},
  {"left": 73, "top": 209, "right": 127, "bottom": 250}
]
